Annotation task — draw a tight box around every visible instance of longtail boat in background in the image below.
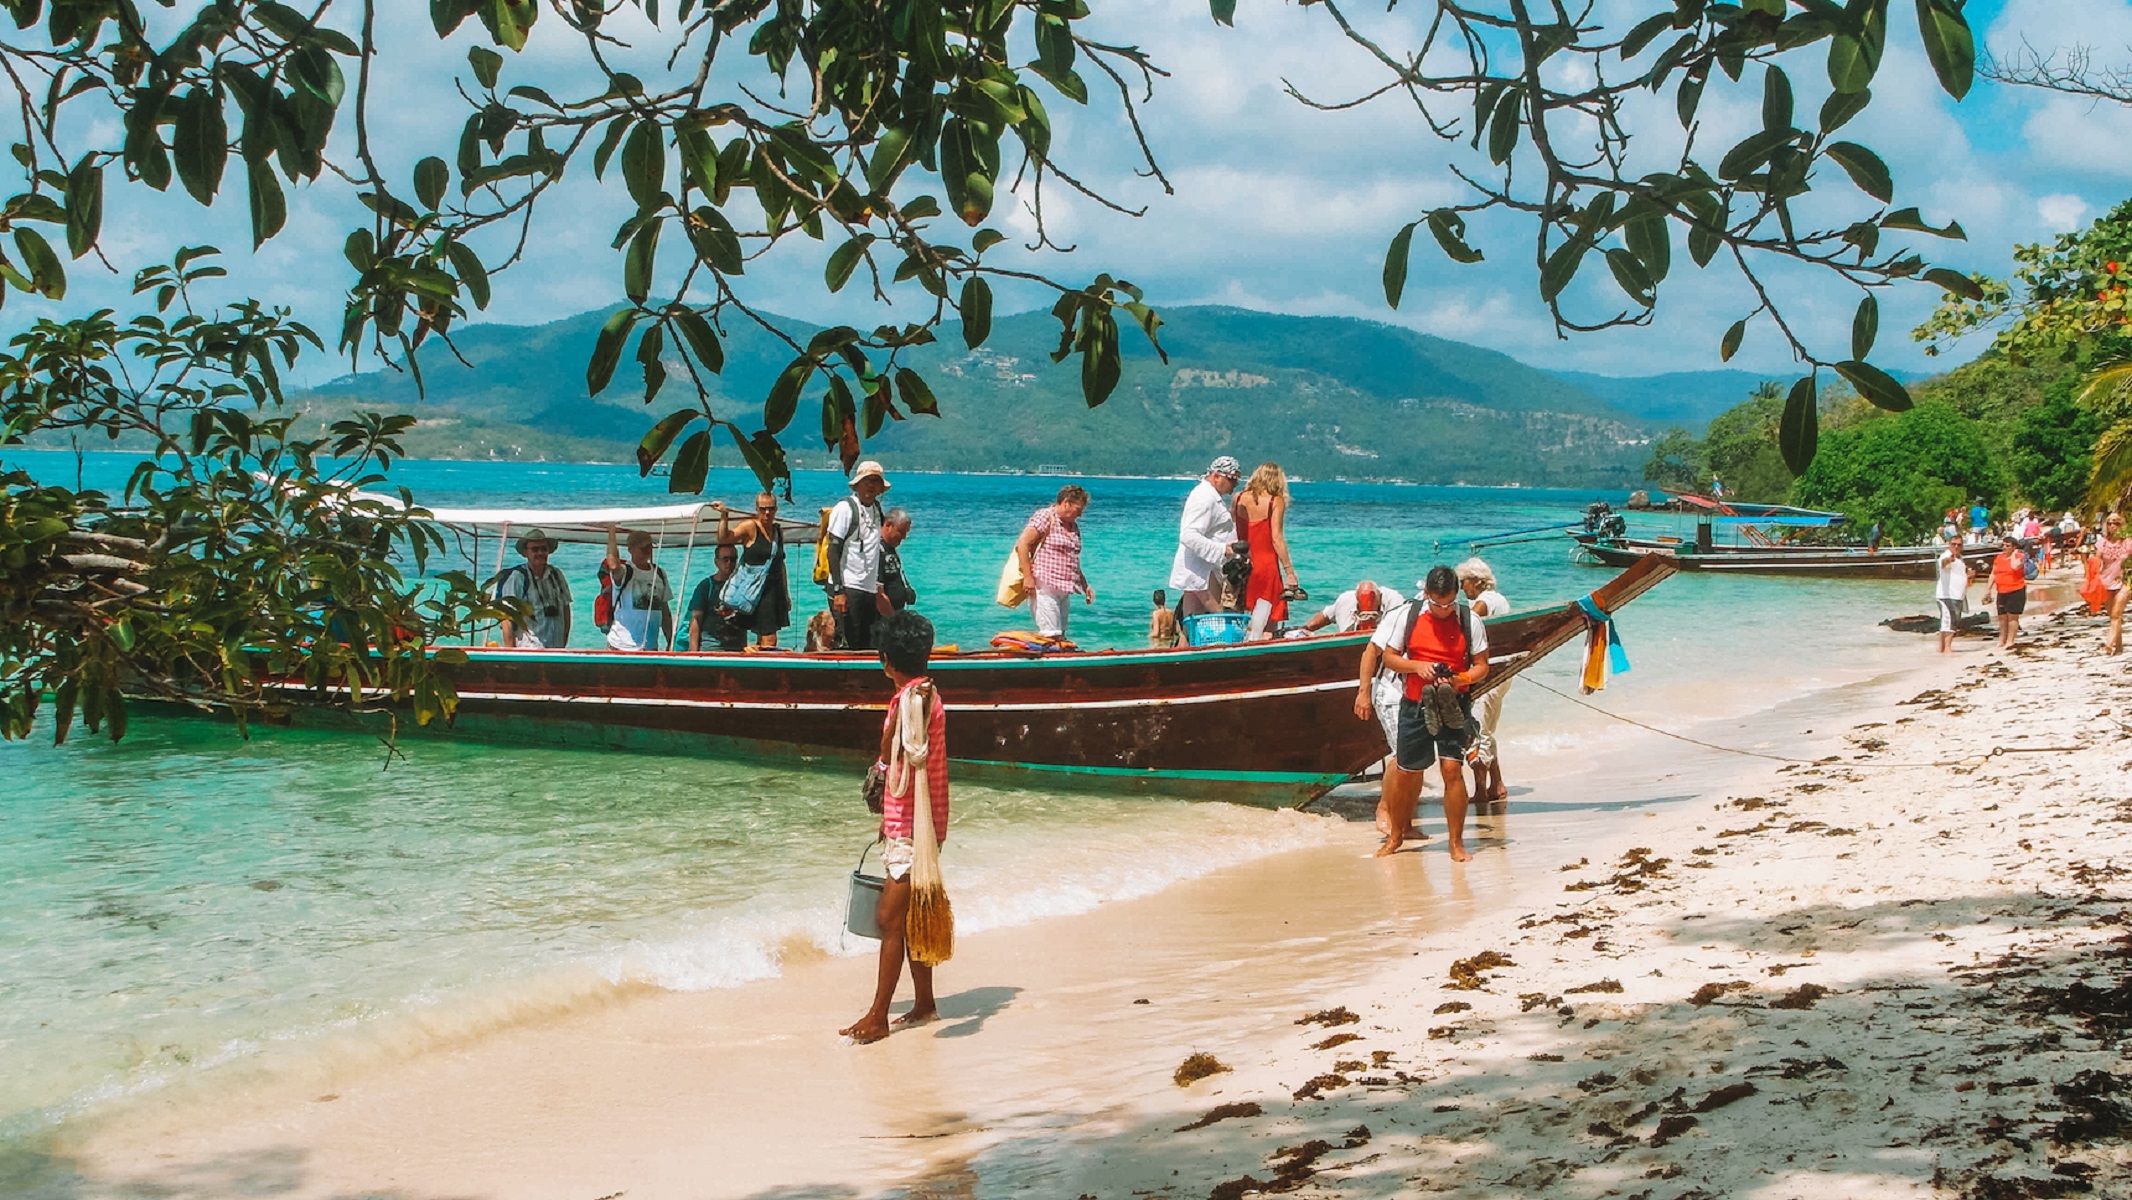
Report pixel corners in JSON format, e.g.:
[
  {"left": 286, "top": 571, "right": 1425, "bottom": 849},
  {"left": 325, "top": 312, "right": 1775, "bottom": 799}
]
[
  {"left": 235, "top": 500, "right": 1677, "bottom": 807},
  {"left": 1569, "top": 495, "right": 1997, "bottom": 581}
]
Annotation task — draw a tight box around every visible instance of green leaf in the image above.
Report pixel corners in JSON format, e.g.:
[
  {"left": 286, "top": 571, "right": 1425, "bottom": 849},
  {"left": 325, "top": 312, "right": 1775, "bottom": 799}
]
[
  {"left": 14, "top": 227, "right": 63, "bottom": 299},
  {"left": 1851, "top": 294, "right": 1879, "bottom": 359},
  {"left": 764, "top": 356, "right": 812, "bottom": 434},
  {"left": 623, "top": 221, "right": 658, "bottom": 303},
  {"left": 1825, "top": 32, "right": 1877, "bottom": 93},
  {"left": 972, "top": 227, "right": 1006, "bottom": 253},
  {"left": 1834, "top": 359, "right": 1912, "bottom": 411},
  {"left": 1621, "top": 11, "right": 1676, "bottom": 60},
  {"left": 246, "top": 158, "right": 285, "bottom": 248},
  {"left": 508, "top": 85, "right": 562, "bottom": 110},
  {"left": 1426, "top": 208, "right": 1484, "bottom": 264},
  {"left": 866, "top": 124, "right": 913, "bottom": 192},
  {"left": 822, "top": 374, "right": 855, "bottom": 447},
  {"left": 63, "top": 156, "right": 101, "bottom": 258},
  {"left": 621, "top": 119, "right": 665, "bottom": 208},
  {"left": 1539, "top": 236, "right": 1591, "bottom": 302},
  {"left": 1208, "top": 0, "right": 1236, "bottom": 26},
  {"left": 825, "top": 233, "right": 871, "bottom": 293},
  {"left": 1080, "top": 307, "right": 1121, "bottom": 407},
  {"left": 1922, "top": 266, "right": 1984, "bottom": 300},
  {"left": 468, "top": 46, "right": 502, "bottom": 90},
  {"left": 1676, "top": 63, "right": 1708, "bottom": 130},
  {"left": 1779, "top": 375, "right": 1818, "bottom": 475},
  {"left": 1487, "top": 87, "right": 1522, "bottom": 165},
  {"left": 1623, "top": 210, "right": 1670, "bottom": 283},
  {"left": 1718, "top": 127, "right": 1798, "bottom": 181},
  {"left": 445, "top": 241, "right": 490, "bottom": 309},
  {"left": 895, "top": 367, "right": 940, "bottom": 416},
  {"left": 1761, "top": 66, "right": 1793, "bottom": 132},
  {"left": 686, "top": 206, "right": 746, "bottom": 274},
  {"left": 587, "top": 307, "right": 637, "bottom": 395},
  {"left": 636, "top": 408, "right": 699, "bottom": 475},
  {"left": 173, "top": 88, "right": 228, "bottom": 205},
  {"left": 1604, "top": 248, "right": 1655, "bottom": 306},
  {"left": 592, "top": 114, "right": 630, "bottom": 180},
  {"left": 678, "top": 126, "right": 719, "bottom": 194},
  {"left": 960, "top": 275, "right": 992, "bottom": 348},
  {"left": 414, "top": 156, "right": 448, "bottom": 211},
  {"left": 1881, "top": 207, "right": 1964, "bottom": 238},
  {"left": 1915, "top": 0, "right": 1974, "bottom": 101},
  {"left": 1383, "top": 220, "right": 1417, "bottom": 308},
  {"left": 1720, "top": 318, "right": 1745, "bottom": 362},
  {"left": 637, "top": 323, "right": 666, "bottom": 405},
  {"left": 668, "top": 429, "right": 711, "bottom": 494},
  {"left": 726, "top": 424, "right": 791, "bottom": 492},
  {"left": 1823, "top": 141, "right": 1892, "bottom": 203},
  {"left": 670, "top": 305, "right": 724, "bottom": 373},
  {"left": 1819, "top": 86, "right": 1871, "bottom": 132}
]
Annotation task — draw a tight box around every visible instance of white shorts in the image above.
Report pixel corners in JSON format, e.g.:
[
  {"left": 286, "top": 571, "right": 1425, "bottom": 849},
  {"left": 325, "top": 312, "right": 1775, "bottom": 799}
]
[
  {"left": 1034, "top": 589, "right": 1072, "bottom": 638},
  {"left": 1371, "top": 671, "right": 1402, "bottom": 753},
  {"left": 1938, "top": 598, "right": 1966, "bottom": 632},
  {"left": 1470, "top": 680, "right": 1508, "bottom": 765},
  {"left": 882, "top": 837, "right": 914, "bottom": 881}
]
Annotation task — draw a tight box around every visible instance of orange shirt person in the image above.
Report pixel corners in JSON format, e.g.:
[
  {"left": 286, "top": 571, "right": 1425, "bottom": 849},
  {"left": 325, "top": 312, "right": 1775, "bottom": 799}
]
[{"left": 1990, "top": 534, "right": 2029, "bottom": 651}]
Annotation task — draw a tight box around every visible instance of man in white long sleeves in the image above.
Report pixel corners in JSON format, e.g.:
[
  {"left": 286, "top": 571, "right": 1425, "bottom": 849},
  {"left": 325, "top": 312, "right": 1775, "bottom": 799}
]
[{"left": 1169, "top": 455, "right": 1242, "bottom": 617}]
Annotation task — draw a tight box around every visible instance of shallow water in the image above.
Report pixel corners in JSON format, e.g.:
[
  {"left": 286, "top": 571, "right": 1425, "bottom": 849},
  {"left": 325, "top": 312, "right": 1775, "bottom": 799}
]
[{"left": 1, "top": 451, "right": 1951, "bottom": 1148}]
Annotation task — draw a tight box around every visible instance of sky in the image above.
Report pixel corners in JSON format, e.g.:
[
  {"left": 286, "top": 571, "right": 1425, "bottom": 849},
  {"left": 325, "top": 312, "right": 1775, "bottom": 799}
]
[{"left": 16, "top": 0, "right": 2132, "bottom": 386}]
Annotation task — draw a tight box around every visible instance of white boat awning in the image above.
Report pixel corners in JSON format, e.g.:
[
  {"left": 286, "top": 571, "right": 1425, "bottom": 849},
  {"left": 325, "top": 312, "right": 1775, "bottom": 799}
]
[{"left": 351, "top": 492, "right": 824, "bottom": 546}]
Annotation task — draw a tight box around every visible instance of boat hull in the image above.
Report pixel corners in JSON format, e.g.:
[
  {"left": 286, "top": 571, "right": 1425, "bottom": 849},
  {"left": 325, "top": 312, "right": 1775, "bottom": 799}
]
[
  {"left": 225, "top": 556, "right": 1674, "bottom": 807},
  {"left": 1574, "top": 537, "right": 1995, "bottom": 580}
]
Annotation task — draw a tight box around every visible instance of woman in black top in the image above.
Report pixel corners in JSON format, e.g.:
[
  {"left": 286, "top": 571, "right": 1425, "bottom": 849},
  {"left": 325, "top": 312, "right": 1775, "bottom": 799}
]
[{"left": 729, "top": 491, "right": 792, "bottom": 648}]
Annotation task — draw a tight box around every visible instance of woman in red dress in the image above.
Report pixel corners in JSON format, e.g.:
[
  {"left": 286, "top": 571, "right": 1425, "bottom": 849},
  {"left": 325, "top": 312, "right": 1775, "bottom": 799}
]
[{"left": 1233, "top": 462, "right": 1300, "bottom": 640}]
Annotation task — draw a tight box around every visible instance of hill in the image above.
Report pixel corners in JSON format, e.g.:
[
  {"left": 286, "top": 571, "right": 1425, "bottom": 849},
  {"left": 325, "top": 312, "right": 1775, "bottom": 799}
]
[
  {"left": 299, "top": 305, "right": 1661, "bottom": 485},
  {"left": 1548, "top": 368, "right": 1773, "bottom": 433}
]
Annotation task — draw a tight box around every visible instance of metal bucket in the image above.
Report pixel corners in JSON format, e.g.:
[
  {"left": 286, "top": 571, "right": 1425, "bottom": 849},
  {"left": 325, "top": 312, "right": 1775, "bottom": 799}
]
[{"left": 845, "top": 841, "right": 886, "bottom": 939}]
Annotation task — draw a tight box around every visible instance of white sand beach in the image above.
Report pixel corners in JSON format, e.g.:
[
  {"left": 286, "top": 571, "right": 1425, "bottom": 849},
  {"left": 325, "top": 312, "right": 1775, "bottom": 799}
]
[{"left": 34, "top": 603, "right": 2132, "bottom": 1199}]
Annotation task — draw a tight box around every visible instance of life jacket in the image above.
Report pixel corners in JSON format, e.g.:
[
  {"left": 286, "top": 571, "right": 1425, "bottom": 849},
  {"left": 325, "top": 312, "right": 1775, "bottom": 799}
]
[{"left": 594, "top": 563, "right": 615, "bottom": 631}]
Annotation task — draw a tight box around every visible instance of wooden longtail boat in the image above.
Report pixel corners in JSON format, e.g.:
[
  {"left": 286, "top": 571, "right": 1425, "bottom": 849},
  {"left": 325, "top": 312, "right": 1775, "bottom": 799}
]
[
  {"left": 256, "top": 553, "right": 1675, "bottom": 808},
  {"left": 1572, "top": 534, "right": 1997, "bottom": 581}
]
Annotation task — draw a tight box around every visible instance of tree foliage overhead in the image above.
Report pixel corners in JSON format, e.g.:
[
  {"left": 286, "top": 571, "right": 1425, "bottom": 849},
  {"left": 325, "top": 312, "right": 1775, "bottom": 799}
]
[{"left": 1329, "top": 0, "right": 1983, "bottom": 478}]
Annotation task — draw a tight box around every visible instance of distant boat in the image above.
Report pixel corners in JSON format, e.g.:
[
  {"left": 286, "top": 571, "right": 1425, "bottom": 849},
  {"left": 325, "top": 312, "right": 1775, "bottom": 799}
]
[{"left": 1573, "top": 534, "right": 1997, "bottom": 580}]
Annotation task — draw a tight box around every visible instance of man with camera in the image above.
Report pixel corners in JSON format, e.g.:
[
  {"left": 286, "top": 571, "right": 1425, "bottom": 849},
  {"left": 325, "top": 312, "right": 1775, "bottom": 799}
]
[{"left": 494, "top": 527, "right": 573, "bottom": 650}]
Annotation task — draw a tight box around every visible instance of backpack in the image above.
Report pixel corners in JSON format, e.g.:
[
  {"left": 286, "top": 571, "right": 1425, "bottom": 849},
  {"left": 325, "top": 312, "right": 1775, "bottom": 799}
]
[
  {"left": 2023, "top": 551, "right": 2040, "bottom": 582},
  {"left": 594, "top": 563, "right": 615, "bottom": 631},
  {"left": 1392, "top": 598, "right": 1480, "bottom": 674},
  {"left": 812, "top": 497, "right": 860, "bottom": 588}
]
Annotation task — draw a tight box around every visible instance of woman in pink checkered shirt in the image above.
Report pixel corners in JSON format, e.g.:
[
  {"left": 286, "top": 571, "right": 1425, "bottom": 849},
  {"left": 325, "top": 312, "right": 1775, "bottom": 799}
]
[{"left": 1014, "top": 485, "right": 1095, "bottom": 639}]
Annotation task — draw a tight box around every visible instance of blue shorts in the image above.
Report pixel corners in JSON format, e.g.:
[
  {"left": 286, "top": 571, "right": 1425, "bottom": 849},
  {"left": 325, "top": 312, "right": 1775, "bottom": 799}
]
[{"left": 1395, "top": 695, "right": 1470, "bottom": 771}]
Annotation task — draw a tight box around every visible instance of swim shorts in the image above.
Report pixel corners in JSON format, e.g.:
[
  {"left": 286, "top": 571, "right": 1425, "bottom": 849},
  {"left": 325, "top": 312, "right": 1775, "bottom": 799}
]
[
  {"left": 882, "top": 837, "right": 914, "bottom": 882},
  {"left": 1395, "top": 695, "right": 1469, "bottom": 772},
  {"left": 1938, "top": 598, "right": 1966, "bottom": 633},
  {"left": 1996, "top": 588, "right": 2027, "bottom": 616}
]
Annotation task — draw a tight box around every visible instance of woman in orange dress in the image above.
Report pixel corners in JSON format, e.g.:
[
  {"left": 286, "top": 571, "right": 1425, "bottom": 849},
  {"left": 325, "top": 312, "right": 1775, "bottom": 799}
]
[{"left": 1232, "top": 462, "right": 1300, "bottom": 640}]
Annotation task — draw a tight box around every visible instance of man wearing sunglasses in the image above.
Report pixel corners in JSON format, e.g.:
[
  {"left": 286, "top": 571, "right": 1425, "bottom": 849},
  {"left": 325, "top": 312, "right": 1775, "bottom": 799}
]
[{"left": 1366, "top": 565, "right": 1489, "bottom": 862}]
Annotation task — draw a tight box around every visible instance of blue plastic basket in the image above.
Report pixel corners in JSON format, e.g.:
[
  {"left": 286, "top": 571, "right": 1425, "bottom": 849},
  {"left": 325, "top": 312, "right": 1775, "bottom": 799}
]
[{"left": 1183, "top": 611, "right": 1249, "bottom": 646}]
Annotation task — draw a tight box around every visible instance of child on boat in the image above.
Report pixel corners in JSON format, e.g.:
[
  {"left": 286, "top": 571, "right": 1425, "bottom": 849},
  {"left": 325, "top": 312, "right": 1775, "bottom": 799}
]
[{"left": 841, "top": 611, "right": 951, "bottom": 1045}]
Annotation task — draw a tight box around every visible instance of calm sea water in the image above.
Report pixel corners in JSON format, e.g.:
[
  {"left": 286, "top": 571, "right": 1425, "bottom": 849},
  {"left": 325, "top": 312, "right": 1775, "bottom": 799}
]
[{"left": 0, "top": 450, "right": 1945, "bottom": 1152}]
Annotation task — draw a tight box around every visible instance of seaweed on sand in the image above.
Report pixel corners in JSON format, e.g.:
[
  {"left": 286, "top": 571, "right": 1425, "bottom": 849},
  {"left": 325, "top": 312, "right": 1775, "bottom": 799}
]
[{"left": 1173, "top": 1053, "right": 1231, "bottom": 1087}]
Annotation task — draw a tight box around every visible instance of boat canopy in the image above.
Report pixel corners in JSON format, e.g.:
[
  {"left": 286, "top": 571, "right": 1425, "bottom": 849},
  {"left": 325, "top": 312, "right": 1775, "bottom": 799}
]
[
  {"left": 1656, "top": 490, "right": 1847, "bottom": 527},
  {"left": 354, "top": 493, "right": 825, "bottom": 545}
]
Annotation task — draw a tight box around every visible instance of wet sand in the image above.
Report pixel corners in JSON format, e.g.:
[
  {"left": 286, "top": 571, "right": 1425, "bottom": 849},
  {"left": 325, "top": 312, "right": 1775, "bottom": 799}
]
[{"left": 34, "top": 596, "right": 2132, "bottom": 1199}]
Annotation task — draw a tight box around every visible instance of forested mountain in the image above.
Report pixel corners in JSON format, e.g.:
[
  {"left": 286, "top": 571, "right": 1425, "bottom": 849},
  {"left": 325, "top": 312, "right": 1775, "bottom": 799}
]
[{"left": 299, "top": 305, "right": 1690, "bottom": 485}]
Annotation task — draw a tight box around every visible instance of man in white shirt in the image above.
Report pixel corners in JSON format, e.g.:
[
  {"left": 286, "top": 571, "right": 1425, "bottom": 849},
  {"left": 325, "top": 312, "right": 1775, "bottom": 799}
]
[
  {"left": 1293, "top": 580, "right": 1404, "bottom": 635},
  {"left": 494, "top": 527, "right": 573, "bottom": 649},
  {"left": 1169, "top": 455, "right": 1241, "bottom": 618},
  {"left": 602, "top": 527, "right": 673, "bottom": 651},
  {"left": 825, "top": 460, "right": 891, "bottom": 650}
]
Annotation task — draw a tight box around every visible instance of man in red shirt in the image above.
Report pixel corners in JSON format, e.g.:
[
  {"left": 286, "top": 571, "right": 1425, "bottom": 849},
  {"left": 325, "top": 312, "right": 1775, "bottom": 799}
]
[
  {"left": 1991, "top": 533, "right": 2028, "bottom": 650},
  {"left": 1365, "top": 565, "right": 1490, "bottom": 861}
]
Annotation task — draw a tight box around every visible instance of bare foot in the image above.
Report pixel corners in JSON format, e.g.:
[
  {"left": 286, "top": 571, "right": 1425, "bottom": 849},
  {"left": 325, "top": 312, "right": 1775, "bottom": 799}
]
[
  {"left": 1446, "top": 841, "right": 1473, "bottom": 863},
  {"left": 891, "top": 1006, "right": 937, "bottom": 1028},
  {"left": 1374, "top": 836, "right": 1404, "bottom": 858},
  {"left": 839, "top": 1016, "right": 891, "bottom": 1044}
]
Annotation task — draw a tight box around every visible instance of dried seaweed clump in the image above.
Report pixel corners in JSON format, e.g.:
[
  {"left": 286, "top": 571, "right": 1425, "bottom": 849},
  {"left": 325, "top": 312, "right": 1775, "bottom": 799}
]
[
  {"left": 1447, "top": 950, "right": 1515, "bottom": 991},
  {"left": 1687, "top": 980, "right": 1751, "bottom": 1007},
  {"left": 1567, "top": 978, "right": 1625, "bottom": 994},
  {"left": 1296, "top": 1006, "right": 1360, "bottom": 1027},
  {"left": 1175, "top": 1101, "right": 1262, "bottom": 1133},
  {"left": 1173, "top": 1052, "right": 1230, "bottom": 1087},
  {"left": 1769, "top": 983, "right": 1831, "bottom": 1010}
]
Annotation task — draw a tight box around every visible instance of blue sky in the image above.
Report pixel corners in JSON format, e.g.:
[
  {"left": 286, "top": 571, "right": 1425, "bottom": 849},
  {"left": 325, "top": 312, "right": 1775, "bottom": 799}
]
[{"left": 21, "top": 0, "right": 2132, "bottom": 385}]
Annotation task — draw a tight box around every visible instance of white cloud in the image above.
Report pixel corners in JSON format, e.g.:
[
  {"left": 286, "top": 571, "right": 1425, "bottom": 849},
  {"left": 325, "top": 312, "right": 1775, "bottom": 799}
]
[{"left": 2038, "top": 193, "right": 2091, "bottom": 231}]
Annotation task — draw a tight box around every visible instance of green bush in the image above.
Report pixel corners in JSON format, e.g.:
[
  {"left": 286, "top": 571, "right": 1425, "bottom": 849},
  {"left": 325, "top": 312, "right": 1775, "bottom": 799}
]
[{"left": 1795, "top": 402, "right": 2003, "bottom": 542}]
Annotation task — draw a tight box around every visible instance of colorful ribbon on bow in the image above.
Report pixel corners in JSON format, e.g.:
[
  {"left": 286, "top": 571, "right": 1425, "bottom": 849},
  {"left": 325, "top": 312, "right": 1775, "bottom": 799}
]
[{"left": 1574, "top": 595, "right": 1630, "bottom": 693}]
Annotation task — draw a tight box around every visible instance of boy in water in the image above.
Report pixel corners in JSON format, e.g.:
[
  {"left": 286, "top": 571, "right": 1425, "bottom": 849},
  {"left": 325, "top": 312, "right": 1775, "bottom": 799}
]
[{"left": 841, "top": 611, "right": 949, "bottom": 1044}]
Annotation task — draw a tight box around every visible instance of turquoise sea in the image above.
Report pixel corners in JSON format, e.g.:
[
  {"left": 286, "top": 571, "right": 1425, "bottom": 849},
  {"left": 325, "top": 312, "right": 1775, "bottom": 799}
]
[{"left": 1, "top": 450, "right": 1948, "bottom": 1163}]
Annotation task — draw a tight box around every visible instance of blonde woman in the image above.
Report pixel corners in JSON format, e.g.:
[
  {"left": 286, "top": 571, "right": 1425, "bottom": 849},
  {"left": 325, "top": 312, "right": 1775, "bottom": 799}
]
[
  {"left": 1232, "top": 463, "right": 1300, "bottom": 639},
  {"left": 2097, "top": 512, "right": 2132, "bottom": 654}
]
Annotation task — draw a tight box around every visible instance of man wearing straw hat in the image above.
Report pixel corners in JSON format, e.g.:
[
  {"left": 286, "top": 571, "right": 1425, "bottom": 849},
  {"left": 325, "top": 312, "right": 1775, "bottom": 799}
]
[
  {"left": 493, "top": 527, "right": 572, "bottom": 650},
  {"left": 602, "top": 526, "right": 675, "bottom": 651},
  {"left": 825, "top": 460, "right": 893, "bottom": 650}
]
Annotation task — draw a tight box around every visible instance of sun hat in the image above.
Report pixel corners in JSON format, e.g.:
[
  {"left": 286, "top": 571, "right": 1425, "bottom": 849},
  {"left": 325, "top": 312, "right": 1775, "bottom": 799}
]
[
  {"left": 1208, "top": 455, "right": 1242, "bottom": 478},
  {"left": 849, "top": 460, "right": 891, "bottom": 490},
  {"left": 516, "top": 527, "right": 558, "bottom": 555}
]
